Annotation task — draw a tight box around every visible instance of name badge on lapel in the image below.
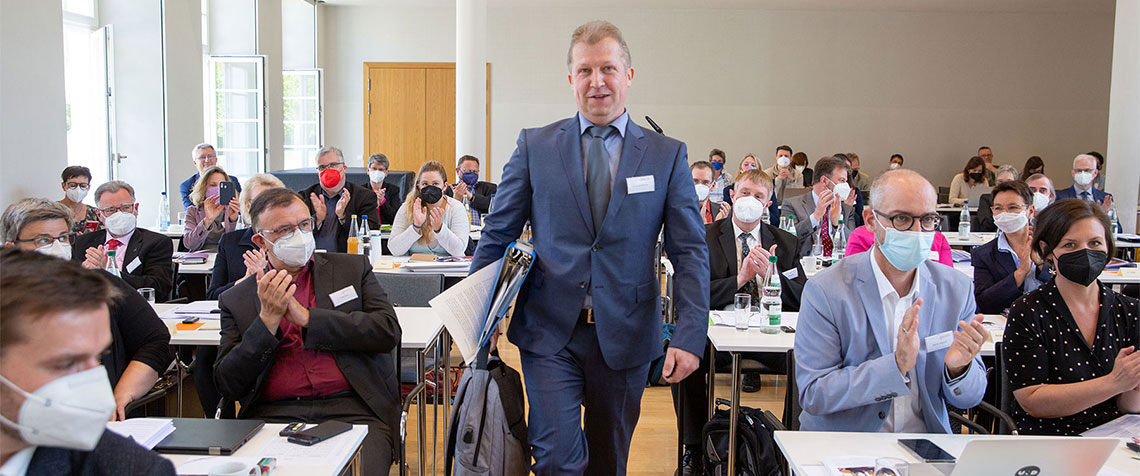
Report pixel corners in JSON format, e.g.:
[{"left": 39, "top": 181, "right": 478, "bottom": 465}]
[
  {"left": 330, "top": 285, "right": 359, "bottom": 307},
  {"left": 626, "top": 175, "right": 655, "bottom": 194},
  {"left": 125, "top": 256, "right": 142, "bottom": 274}
]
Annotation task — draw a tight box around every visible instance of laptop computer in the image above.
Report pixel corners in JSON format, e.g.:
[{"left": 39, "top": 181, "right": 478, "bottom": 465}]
[
  {"left": 153, "top": 418, "right": 264, "bottom": 455},
  {"left": 934, "top": 437, "right": 1120, "bottom": 476},
  {"left": 967, "top": 186, "right": 992, "bottom": 206}
]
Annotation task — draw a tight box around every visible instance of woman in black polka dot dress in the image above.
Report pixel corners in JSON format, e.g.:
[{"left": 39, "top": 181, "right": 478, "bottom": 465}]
[{"left": 1003, "top": 199, "right": 1140, "bottom": 435}]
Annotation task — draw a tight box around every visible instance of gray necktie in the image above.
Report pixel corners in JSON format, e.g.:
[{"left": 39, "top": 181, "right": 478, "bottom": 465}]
[
  {"left": 740, "top": 232, "right": 759, "bottom": 299},
  {"left": 1081, "top": 191, "right": 1091, "bottom": 201},
  {"left": 585, "top": 125, "right": 616, "bottom": 230}
]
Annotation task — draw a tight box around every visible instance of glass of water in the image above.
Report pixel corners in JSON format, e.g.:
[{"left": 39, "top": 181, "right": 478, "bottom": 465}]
[
  {"left": 875, "top": 457, "right": 909, "bottom": 476},
  {"left": 138, "top": 287, "right": 156, "bottom": 304},
  {"left": 734, "top": 293, "right": 751, "bottom": 331},
  {"left": 177, "top": 212, "right": 187, "bottom": 227}
]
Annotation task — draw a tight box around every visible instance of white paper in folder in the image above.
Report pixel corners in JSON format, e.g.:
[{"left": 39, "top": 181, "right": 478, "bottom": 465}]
[{"left": 428, "top": 258, "right": 501, "bottom": 364}]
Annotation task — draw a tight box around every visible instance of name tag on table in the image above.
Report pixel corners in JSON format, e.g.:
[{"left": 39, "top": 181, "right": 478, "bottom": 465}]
[
  {"left": 329, "top": 285, "right": 359, "bottom": 307},
  {"left": 126, "top": 256, "right": 142, "bottom": 274},
  {"left": 924, "top": 330, "right": 954, "bottom": 352},
  {"left": 626, "top": 175, "right": 655, "bottom": 194},
  {"left": 782, "top": 268, "right": 799, "bottom": 280}
]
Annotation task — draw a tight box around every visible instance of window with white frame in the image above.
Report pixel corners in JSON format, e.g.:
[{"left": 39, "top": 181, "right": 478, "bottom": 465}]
[
  {"left": 208, "top": 56, "right": 266, "bottom": 181},
  {"left": 62, "top": 0, "right": 114, "bottom": 187},
  {"left": 283, "top": 70, "right": 322, "bottom": 170}
]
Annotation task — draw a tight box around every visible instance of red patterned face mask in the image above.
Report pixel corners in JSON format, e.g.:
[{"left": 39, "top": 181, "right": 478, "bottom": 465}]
[{"left": 319, "top": 168, "right": 342, "bottom": 188}]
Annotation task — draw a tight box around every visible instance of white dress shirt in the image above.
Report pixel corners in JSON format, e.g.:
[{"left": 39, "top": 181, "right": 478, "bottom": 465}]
[
  {"left": 103, "top": 228, "right": 135, "bottom": 270},
  {"left": 0, "top": 447, "right": 35, "bottom": 476},
  {"left": 868, "top": 247, "right": 928, "bottom": 433}
]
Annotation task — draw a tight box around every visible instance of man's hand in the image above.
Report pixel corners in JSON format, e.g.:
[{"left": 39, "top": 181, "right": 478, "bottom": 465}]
[
  {"left": 453, "top": 181, "right": 470, "bottom": 200},
  {"left": 812, "top": 190, "right": 834, "bottom": 224},
  {"left": 1099, "top": 194, "right": 1114, "bottom": 212},
  {"left": 945, "top": 314, "right": 987, "bottom": 378},
  {"left": 82, "top": 245, "right": 107, "bottom": 269},
  {"left": 1108, "top": 346, "right": 1140, "bottom": 393},
  {"left": 663, "top": 347, "right": 701, "bottom": 384},
  {"left": 843, "top": 187, "right": 858, "bottom": 206},
  {"left": 374, "top": 186, "right": 387, "bottom": 205},
  {"left": 752, "top": 244, "right": 778, "bottom": 282},
  {"left": 310, "top": 193, "right": 327, "bottom": 224},
  {"left": 896, "top": 298, "right": 923, "bottom": 375},
  {"left": 429, "top": 206, "right": 445, "bottom": 233},
  {"left": 236, "top": 249, "right": 267, "bottom": 284},
  {"left": 335, "top": 189, "right": 351, "bottom": 220},
  {"left": 715, "top": 202, "right": 731, "bottom": 221},
  {"left": 256, "top": 270, "right": 294, "bottom": 334},
  {"left": 285, "top": 297, "right": 310, "bottom": 328}
]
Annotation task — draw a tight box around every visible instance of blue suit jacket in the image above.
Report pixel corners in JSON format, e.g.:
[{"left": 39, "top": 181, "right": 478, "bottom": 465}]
[
  {"left": 1055, "top": 184, "right": 1110, "bottom": 203},
  {"left": 471, "top": 115, "right": 710, "bottom": 370},
  {"left": 970, "top": 236, "right": 1052, "bottom": 314},
  {"left": 794, "top": 251, "right": 987, "bottom": 433}
]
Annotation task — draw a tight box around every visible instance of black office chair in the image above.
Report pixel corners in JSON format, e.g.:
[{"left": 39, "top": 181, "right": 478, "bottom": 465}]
[
  {"left": 994, "top": 342, "right": 1020, "bottom": 435},
  {"left": 782, "top": 349, "right": 802, "bottom": 431}
]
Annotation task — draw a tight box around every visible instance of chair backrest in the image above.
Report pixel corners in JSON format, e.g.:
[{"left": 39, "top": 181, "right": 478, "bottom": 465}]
[
  {"left": 995, "top": 342, "right": 1017, "bottom": 434},
  {"left": 374, "top": 272, "right": 445, "bottom": 307},
  {"left": 938, "top": 186, "right": 951, "bottom": 204},
  {"left": 781, "top": 187, "right": 811, "bottom": 202},
  {"left": 782, "top": 348, "right": 801, "bottom": 431}
]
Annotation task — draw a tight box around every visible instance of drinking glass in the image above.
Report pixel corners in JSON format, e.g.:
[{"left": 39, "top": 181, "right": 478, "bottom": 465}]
[
  {"left": 138, "top": 287, "right": 156, "bottom": 305},
  {"left": 874, "top": 457, "right": 909, "bottom": 476},
  {"left": 733, "top": 293, "right": 751, "bottom": 331}
]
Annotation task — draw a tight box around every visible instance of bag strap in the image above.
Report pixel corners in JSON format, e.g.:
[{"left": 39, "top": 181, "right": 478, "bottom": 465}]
[
  {"left": 490, "top": 362, "right": 529, "bottom": 443},
  {"left": 471, "top": 373, "right": 495, "bottom": 462}
]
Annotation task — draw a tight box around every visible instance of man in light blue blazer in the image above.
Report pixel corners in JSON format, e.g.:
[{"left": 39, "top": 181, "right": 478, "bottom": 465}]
[
  {"left": 470, "top": 21, "right": 709, "bottom": 475},
  {"left": 794, "top": 169, "right": 988, "bottom": 433}
]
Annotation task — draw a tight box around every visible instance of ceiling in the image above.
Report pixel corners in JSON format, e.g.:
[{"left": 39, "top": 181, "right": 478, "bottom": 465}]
[{"left": 320, "top": 0, "right": 1116, "bottom": 14}]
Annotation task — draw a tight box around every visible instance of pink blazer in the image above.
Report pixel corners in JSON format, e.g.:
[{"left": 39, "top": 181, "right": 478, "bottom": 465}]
[{"left": 844, "top": 225, "right": 953, "bottom": 266}]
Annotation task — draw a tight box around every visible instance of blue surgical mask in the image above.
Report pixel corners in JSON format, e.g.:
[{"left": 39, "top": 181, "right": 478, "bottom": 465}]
[
  {"left": 711, "top": 161, "right": 723, "bottom": 171},
  {"left": 875, "top": 214, "right": 935, "bottom": 271},
  {"left": 460, "top": 171, "right": 479, "bottom": 187}
]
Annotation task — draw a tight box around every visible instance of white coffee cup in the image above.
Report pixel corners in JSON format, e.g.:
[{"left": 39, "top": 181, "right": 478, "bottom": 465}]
[
  {"left": 209, "top": 461, "right": 261, "bottom": 476},
  {"left": 800, "top": 256, "right": 817, "bottom": 273}
]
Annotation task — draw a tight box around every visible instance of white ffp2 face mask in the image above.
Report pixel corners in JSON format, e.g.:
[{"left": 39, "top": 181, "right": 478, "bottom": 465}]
[
  {"left": 1074, "top": 171, "right": 1094, "bottom": 187},
  {"left": 36, "top": 240, "right": 72, "bottom": 260},
  {"left": 1032, "top": 192, "right": 1051, "bottom": 212},
  {"left": 368, "top": 170, "right": 386, "bottom": 184},
  {"left": 103, "top": 211, "right": 137, "bottom": 236},
  {"left": 994, "top": 211, "right": 1029, "bottom": 234},
  {"left": 832, "top": 181, "right": 852, "bottom": 201},
  {"left": 795, "top": 165, "right": 806, "bottom": 173},
  {"left": 0, "top": 366, "right": 115, "bottom": 451},
  {"left": 65, "top": 187, "right": 88, "bottom": 203},
  {"left": 777, "top": 156, "right": 791, "bottom": 168},
  {"left": 694, "top": 183, "right": 710, "bottom": 202},
  {"left": 733, "top": 196, "right": 766, "bottom": 223},
  {"left": 267, "top": 229, "right": 316, "bottom": 268}
]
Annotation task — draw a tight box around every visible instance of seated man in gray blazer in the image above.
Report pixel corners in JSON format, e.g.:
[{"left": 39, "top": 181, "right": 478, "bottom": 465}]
[
  {"left": 781, "top": 156, "right": 858, "bottom": 257},
  {"left": 794, "top": 169, "right": 988, "bottom": 433},
  {"left": 214, "top": 188, "right": 401, "bottom": 475}
]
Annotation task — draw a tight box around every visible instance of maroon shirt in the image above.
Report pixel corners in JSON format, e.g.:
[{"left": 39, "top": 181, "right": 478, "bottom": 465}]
[{"left": 261, "top": 262, "right": 352, "bottom": 401}]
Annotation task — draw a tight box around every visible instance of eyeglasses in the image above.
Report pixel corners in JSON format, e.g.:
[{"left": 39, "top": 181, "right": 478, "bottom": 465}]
[
  {"left": 65, "top": 182, "right": 90, "bottom": 191},
  {"left": 98, "top": 203, "right": 136, "bottom": 215},
  {"left": 991, "top": 204, "right": 1026, "bottom": 214},
  {"left": 15, "top": 233, "right": 75, "bottom": 247},
  {"left": 873, "top": 210, "right": 942, "bottom": 232},
  {"left": 317, "top": 162, "right": 345, "bottom": 172},
  {"left": 1073, "top": 168, "right": 1096, "bottom": 174},
  {"left": 258, "top": 217, "right": 316, "bottom": 240}
]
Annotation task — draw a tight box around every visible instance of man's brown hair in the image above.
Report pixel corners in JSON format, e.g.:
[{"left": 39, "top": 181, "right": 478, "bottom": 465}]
[
  {"left": 567, "top": 20, "right": 631, "bottom": 70},
  {"left": 1, "top": 248, "right": 118, "bottom": 349}
]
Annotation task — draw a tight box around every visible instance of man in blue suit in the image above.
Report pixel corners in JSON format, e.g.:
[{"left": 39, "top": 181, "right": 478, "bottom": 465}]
[
  {"left": 470, "top": 21, "right": 709, "bottom": 475},
  {"left": 1056, "top": 154, "right": 1113, "bottom": 207},
  {"left": 794, "top": 169, "right": 988, "bottom": 433}
]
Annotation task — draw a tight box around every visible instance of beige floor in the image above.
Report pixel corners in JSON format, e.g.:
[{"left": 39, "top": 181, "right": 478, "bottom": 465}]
[{"left": 394, "top": 334, "right": 787, "bottom": 476}]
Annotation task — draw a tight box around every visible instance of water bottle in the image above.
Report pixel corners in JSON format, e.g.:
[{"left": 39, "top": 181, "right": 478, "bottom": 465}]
[
  {"left": 830, "top": 218, "right": 846, "bottom": 261},
  {"left": 104, "top": 249, "right": 121, "bottom": 278},
  {"left": 1108, "top": 206, "right": 1119, "bottom": 239},
  {"left": 958, "top": 200, "right": 971, "bottom": 240},
  {"left": 159, "top": 192, "right": 171, "bottom": 231},
  {"left": 488, "top": 194, "right": 496, "bottom": 215},
  {"left": 359, "top": 217, "right": 371, "bottom": 257},
  {"left": 761, "top": 255, "right": 782, "bottom": 334},
  {"left": 811, "top": 228, "right": 824, "bottom": 271},
  {"left": 784, "top": 215, "right": 797, "bottom": 236}
]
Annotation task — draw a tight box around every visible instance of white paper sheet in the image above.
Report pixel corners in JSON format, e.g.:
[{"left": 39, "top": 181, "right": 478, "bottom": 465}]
[
  {"left": 159, "top": 300, "right": 221, "bottom": 320},
  {"left": 259, "top": 432, "right": 355, "bottom": 466},
  {"left": 1081, "top": 414, "right": 1140, "bottom": 438},
  {"left": 106, "top": 418, "right": 174, "bottom": 450},
  {"left": 709, "top": 310, "right": 784, "bottom": 328},
  {"left": 428, "top": 258, "right": 501, "bottom": 364}
]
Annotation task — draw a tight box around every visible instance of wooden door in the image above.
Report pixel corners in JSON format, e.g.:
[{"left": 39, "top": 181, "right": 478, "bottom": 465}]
[{"left": 363, "top": 62, "right": 488, "bottom": 174}]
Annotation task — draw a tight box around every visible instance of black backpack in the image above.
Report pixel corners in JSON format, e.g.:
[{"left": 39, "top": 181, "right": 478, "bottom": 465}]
[{"left": 701, "top": 398, "right": 784, "bottom": 476}]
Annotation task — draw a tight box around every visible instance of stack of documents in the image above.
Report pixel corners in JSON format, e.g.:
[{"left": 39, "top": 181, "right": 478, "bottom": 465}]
[
  {"left": 402, "top": 257, "right": 472, "bottom": 273},
  {"left": 107, "top": 418, "right": 175, "bottom": 450},
  {"left": 172, "top": 252, "right": 209, "bottom": 264}
]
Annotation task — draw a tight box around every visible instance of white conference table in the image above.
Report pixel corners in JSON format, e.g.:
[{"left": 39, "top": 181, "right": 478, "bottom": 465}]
[
  {"left": 374, "top": 255, "right": 471, "bottom": 278},
  {"left": 155, "top": 303, "right": 447, "bottom": 476},
  {"left": 706, "top": 311, "right": 1005, "bottom": 475},
  {"left": 161, "top": 423, "right": 366, "bottom": 476},
  {"left": 936, "top": 204, "right": 978, "bottom": 214},
  {"left": 773, "top": 431, "right": 1138, "bottom": 476}
]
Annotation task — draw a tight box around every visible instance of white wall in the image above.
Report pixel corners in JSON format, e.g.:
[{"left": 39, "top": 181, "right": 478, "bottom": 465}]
[
  {"left": 1106, "top": 0, "right": 1140, "bottom": 233},
  {"left": 0, "top": 0, "right": 68, "bottom": 211},
  {"left": 321, "top": 4, "right": 1114, "bottom": 190},
  {"left": 163, "top": 0, "right": 205, "bottom": 218}
]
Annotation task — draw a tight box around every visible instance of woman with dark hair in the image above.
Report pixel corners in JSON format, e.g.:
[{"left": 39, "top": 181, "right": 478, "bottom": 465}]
[
  {"left": 58, "top": 165, "right": 102, "bottom": 235},
  {"left": 1020, "top": 156, "right": 1045, "bottom": 180},
  {"left": 1002, "top": 199, "right": 1140, "bottom": 435},
  {"left": 948, "top": 156, "right": 991, "bottom": 206},
  {"left": 793, "top": 152, "right": 813, "bottom": 187}
]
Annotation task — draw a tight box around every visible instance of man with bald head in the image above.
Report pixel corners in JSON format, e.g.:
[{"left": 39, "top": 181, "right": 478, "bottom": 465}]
[
  {"left": 794, "top": 169, "right": 988, "bottom": 432},
  {"left": 1056, "top": 154, "right": 1113, "bottom": 211}
]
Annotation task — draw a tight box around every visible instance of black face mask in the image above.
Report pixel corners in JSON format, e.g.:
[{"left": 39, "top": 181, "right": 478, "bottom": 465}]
[
  {"left": 419, "top": 185, "right": 443, "bottom": 204},
  {"left": 969, "top": 172, "right": 984, "bottom": 182},
  {"left": 1054, "top": 248, "right": 1108, "bottom": 287}
]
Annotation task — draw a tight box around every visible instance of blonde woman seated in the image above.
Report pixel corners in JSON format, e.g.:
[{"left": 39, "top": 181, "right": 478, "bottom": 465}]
[
  {"left": 183, "top": 166, "right": 239, "bottom": 251},
  {"left": 388, "top": 161, "right": 470, "bottom": 257}
]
